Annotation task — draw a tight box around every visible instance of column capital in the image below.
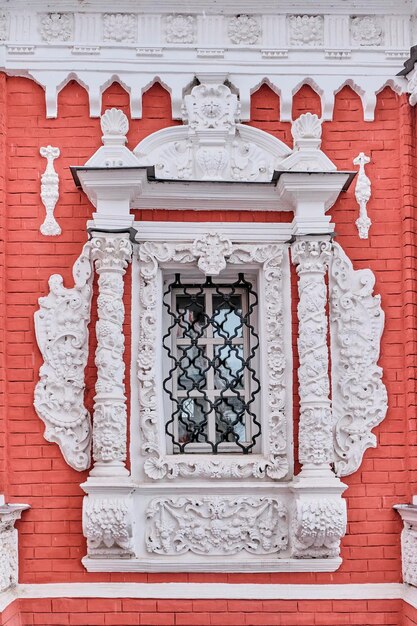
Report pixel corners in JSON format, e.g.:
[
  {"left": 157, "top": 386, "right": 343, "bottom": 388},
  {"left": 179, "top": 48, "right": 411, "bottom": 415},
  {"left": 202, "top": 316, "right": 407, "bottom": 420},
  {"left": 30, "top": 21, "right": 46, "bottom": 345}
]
[
  {"left": 91, "top": 232, "right": 133, "bottom": 273},
  {"left": 291, "top": 238, "right": 332, "bottom": 274}
]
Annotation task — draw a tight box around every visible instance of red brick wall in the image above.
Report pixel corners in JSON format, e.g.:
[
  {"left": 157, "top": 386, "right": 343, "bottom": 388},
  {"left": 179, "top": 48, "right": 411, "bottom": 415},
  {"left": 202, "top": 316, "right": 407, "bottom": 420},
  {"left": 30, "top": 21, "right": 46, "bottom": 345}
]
[
  {"left": 0, "top": 76, "right": 413, "bottom": 587},
  {"left": 0, "top": 598, "right": 408, "bottom": 626},
  {"left": 403, "top": 602, "right": 417, "bottom": 625}
]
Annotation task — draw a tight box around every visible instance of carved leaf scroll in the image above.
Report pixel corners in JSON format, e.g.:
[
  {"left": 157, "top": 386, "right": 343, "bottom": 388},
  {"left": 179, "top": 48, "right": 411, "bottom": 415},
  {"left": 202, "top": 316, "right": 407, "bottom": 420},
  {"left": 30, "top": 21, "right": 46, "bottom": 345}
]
[
  {"left": 329, "top": 242, "right": 387, "bottom": 476},
  {"left": 34, "top": 242, "right": 94, "bottom": 471},
  {"left": 146, "top": 496, "right": 288, "bottom": 555}
]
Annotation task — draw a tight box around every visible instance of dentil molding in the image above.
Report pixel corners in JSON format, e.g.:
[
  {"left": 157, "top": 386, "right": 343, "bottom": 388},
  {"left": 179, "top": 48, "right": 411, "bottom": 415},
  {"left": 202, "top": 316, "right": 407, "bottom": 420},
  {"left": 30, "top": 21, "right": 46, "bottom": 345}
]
[{"left": 0, "top": 1, "right": 409, "bottom": 120}]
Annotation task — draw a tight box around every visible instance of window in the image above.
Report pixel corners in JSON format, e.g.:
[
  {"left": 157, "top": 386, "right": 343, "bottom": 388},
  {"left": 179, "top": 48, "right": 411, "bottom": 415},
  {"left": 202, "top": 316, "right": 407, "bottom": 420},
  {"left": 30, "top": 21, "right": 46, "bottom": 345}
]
[{"left": 162, "top": 272, "right": 261, "bottom": 455}]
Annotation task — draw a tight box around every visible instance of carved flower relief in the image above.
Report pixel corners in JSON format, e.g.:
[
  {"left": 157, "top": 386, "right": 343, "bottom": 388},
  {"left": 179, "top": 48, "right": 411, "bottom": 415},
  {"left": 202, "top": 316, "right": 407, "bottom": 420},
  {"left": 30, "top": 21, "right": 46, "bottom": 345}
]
[
  {"left": 146, "top": 497, "right": 288, "bottom": 555},
  {"left": 165, "top": 14, "right": 196, "bottom": 44},
  {"left": 0, "top": 13, "right": 8, "bottom": 41},
  {"left": 39, "top": 13, "right": 73, "bottom": 42},
  {"left": 103, "top": 13, "right": 136, "bottom": 43},
  {"left": 351, "top": 16, "right": 383, "bottom": 46},
  {"left": 289, "top": 15, "right": 323, "bottom": 47},
  {"left": 228, "top": 15, "right": 261, "bottom": 45}
]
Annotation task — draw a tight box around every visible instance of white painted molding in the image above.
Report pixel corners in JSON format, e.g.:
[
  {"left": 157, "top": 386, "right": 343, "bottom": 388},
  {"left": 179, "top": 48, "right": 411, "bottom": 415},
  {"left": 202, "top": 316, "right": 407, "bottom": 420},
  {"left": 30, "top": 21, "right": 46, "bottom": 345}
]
[
  {"left": 0, "top": 503, "right": 29, "bottom": 594},
  {"left": 0, "top": 2, "right": 408, "bottom": 121},
  {"left": 4, "top": 581, "right": 408, "bottom": 603},
  {"left": 39, "top": 145, "right": 61, "bottom": 236},
  {"left": 353, "top": 152, "right": 372, "bottom": 239},
  {"left": 75, "top": 102, "right": 352, "bottom": 223},
  {"left": 395, "top": 504, "right": 417, "bottom": 588},
  {"left": 34, "top": 242, "right": 94, "bottom": 471},
  {"left": 5, "top": 581, "right": 417, "bottom": 613}
]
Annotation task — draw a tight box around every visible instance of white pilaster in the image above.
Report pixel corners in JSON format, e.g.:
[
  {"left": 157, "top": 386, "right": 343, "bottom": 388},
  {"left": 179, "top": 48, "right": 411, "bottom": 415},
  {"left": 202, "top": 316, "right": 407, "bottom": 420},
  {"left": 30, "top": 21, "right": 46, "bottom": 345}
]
[
  {"left": 290, "top": 238, "right": 347, "bottom": 559},
  {"left": 90, "top": 233, "right": 132, "bottom": 477}
]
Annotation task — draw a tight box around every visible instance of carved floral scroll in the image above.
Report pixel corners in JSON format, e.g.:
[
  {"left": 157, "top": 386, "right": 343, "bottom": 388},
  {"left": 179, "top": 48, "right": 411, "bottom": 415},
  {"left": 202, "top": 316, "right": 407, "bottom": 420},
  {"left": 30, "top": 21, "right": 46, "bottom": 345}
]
[
  {"left": 329, "top": 242, "right": 387, "bottom": 476},
  {"left": 34, "top": 242, "right": 93, "bottom": 471}
]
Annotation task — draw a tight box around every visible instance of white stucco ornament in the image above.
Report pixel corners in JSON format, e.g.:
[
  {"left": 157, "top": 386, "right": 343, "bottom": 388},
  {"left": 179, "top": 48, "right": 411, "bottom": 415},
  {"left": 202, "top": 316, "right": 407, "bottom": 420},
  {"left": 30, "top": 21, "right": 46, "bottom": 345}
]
[
  {"left": 353, "top": 152, "right": 372, "bottom": 239},
  {"left": 134, "top": 81, "right": 292, "bottom": 181},
  {"left": 34, "top": 242, "right": 94, "bottom": 471},
  {"left": 0, "top": 501, "right": 29, "bottom": 592},
  {"left": 329, "top": 243, "right": 387, "bottom": 476},
  {"left": 34, "top": 75, "right": 389, "bottom": 572},
  {"left": 39, "top": 145, "right": 61, "bottom": 236}
]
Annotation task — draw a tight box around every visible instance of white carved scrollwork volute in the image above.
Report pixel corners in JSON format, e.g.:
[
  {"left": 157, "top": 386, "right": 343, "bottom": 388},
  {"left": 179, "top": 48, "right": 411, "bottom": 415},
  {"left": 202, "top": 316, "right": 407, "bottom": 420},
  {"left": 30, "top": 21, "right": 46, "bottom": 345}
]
[
  {"left": 90, "top": 233, "right": 133, "bottom": 477},
  {"left": 291, "top": 238, "right": 333, "bottom": 473}
]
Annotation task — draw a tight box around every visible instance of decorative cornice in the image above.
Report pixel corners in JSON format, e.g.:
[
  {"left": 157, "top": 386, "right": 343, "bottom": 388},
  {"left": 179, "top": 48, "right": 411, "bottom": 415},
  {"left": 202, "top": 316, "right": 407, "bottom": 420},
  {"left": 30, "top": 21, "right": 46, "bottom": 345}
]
[{"left": 0, "top": 4, "right": 408, "bottom": 120}]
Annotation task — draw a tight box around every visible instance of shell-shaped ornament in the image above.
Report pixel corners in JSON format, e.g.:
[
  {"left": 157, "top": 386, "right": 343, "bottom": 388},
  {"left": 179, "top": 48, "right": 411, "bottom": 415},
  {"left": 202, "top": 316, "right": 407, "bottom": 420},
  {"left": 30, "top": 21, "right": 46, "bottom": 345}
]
[{"left": 291, "top": 112, "right": 322, "bottom": 141}]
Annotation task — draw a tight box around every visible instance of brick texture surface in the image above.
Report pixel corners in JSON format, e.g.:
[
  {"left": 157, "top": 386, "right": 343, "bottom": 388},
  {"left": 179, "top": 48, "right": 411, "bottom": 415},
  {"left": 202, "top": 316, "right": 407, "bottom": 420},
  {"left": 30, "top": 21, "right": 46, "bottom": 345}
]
[
  {"left": 1, "top": 598, "right": 414, "bottom": 626},
  {"left": 0, "top": 75, "right": 414, "bottom": 602}
]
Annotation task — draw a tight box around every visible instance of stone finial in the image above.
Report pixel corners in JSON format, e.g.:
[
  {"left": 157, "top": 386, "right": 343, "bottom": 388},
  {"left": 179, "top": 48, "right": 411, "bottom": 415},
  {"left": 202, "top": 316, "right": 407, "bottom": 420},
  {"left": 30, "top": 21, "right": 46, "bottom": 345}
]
[{"left": 353, "top": 151, "right": 372, "bottom": 239}]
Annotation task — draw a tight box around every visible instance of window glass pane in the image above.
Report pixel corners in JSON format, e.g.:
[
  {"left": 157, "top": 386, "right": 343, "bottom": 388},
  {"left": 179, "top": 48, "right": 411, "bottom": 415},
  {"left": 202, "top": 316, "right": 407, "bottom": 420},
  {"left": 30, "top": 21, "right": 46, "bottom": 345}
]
[
  {"left": 212, "top": 294, "right": 243, "bottom": 338},
  {"left": 175, "top": 295, "right": 206, "bottom": 338},
  {"left": 177, "top": 345, "right": 207, "bottom": 391},
  {"left": 213, "top": 344, "right": 244, "bottom": 390},
  {"left": 215, "top": 397, "right": 247, "bottom": 443},
  {"left": 163, "top": 273, "right": 260, "bottom": 454},
  {"left": 177, "top": 398, "right": 209, "bottom": 445}
]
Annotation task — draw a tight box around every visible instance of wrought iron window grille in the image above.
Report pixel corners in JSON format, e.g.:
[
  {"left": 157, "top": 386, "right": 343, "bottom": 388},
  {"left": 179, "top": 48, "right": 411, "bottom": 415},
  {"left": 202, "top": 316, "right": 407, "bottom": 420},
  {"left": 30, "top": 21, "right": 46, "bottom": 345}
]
[{"left": 162, "top": 272, "right": 261, "bottom": 455}]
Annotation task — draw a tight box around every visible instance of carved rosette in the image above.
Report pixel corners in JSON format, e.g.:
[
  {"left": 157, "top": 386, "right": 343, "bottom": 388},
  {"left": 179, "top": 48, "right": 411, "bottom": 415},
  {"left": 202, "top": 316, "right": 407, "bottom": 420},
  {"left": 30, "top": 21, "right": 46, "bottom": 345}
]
[
  {"left": 146, "top": 497, "right": 288, "bottom": 555},
  {"left": 292, "top": 498, "right": 347, "bottom": 558},
  {"left": 34, "top": 242, "right": 93, "bottom": 471},
  {"left": 90, "top": 234, "right": 133, "bottom": 476},
  {"left": 103, "top": 13, "right": 136, "bottom": 43},
  {"left": 291, "top": 239, "right": 333, "bottom": 468},
  {"left": 137, "top": 236, "right": 289, "bottom": 481},
  {"left": 83, "top": 497, "right": 133, "bottom": 557},
  {"left": 39, "top": 12, "right": 73, "bottom": 42},
  {"left": 329, "top": 243, "right": 387, "bottom": 476}
]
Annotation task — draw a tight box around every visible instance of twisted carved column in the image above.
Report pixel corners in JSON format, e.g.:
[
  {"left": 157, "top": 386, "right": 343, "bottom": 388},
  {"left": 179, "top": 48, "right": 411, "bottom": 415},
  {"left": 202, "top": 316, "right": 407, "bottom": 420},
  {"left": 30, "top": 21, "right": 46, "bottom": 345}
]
[
  {"left": 291, "top": 238, "right": 333, "bottom": 476},
  {"left": 90, "top": 233, "right": 132, "bottom": 477}
]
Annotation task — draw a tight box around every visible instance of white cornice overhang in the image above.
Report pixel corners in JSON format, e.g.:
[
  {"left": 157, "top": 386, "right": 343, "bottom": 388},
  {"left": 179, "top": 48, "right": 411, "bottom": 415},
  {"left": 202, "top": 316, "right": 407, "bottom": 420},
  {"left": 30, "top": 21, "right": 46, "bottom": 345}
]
[
  {"left": 0, "top": 0, "right": 409, "bottom": 121},
  {"left": 71, "top": 165, "right": 354, "bottom": 235}
]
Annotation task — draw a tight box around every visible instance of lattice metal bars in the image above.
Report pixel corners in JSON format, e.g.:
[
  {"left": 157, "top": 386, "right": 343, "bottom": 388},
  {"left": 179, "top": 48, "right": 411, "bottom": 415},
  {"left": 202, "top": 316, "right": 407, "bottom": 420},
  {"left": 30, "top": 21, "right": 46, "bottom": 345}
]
[{"left": 162, "top": 273, "right": 261, "bottom": 454}]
